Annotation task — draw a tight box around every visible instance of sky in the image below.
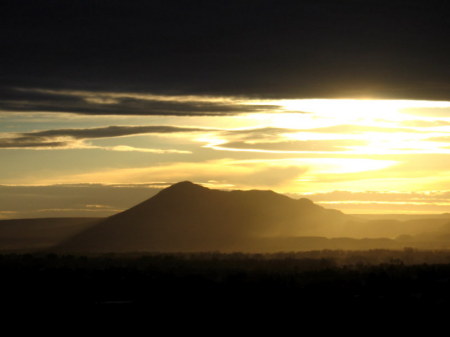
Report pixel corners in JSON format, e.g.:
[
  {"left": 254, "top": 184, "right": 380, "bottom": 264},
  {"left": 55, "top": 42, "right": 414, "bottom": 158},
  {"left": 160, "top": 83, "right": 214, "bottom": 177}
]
[{"left": 1, "top": 0, "right": 450, "bottom": 218}]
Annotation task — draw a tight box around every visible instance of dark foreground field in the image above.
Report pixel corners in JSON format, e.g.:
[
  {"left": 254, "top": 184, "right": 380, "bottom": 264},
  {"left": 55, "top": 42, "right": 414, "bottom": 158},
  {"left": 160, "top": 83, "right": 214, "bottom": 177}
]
[{"left": 4, "top": 249, "right": 450, "bottom": 312}]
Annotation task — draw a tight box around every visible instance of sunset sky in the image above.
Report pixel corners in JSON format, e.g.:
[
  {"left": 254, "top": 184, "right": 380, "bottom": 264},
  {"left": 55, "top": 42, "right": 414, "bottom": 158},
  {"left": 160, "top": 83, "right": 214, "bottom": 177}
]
[{"left": 1, "top": 1, "right": 449, "bottom": 218}]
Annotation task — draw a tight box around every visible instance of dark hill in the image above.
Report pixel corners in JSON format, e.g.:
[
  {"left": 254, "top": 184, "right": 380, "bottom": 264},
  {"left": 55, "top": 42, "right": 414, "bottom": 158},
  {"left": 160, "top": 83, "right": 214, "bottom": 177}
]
[{"left": 58, "top": 181, "right": 350, "bottom": 253}]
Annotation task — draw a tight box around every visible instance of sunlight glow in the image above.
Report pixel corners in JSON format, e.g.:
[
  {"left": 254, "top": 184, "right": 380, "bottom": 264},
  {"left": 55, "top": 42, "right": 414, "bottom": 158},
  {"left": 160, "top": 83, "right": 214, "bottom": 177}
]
[{"left": 245, "top": 99, "right": 450, "bottom": 129}]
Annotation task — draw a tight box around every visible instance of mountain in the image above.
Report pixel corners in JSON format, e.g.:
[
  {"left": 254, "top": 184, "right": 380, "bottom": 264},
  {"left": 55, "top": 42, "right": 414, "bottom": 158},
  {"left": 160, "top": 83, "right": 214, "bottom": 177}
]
[{"left": 58, "top": 181, "right": 350, "bottom": 253}]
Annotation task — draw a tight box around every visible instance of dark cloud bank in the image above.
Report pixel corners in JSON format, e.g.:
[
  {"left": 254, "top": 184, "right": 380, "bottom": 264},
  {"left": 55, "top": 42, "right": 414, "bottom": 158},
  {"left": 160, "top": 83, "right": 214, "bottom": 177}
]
[
  {"left": 1, "top": 0, "right": 449, "bottom": 111},
  {"left": 0, "top": 87, "right": 279, "bottom": 116}
]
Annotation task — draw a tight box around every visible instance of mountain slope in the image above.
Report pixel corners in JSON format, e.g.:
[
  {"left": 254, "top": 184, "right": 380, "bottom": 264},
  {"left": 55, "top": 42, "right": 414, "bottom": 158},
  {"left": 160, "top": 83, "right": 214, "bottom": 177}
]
[{"left": 58, "top": 181, "right": 349, "bottom": 252}]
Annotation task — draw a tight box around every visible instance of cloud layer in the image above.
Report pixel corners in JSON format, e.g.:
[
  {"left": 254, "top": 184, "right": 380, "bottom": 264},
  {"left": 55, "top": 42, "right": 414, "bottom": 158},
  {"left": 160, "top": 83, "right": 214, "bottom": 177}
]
[
  {"left": 212, "top": 140, "right": 367, "bottom": 153},
  {"left": 0, "top": 87, "right": 279, "bottom": 116},
  {"left": 1, "top": 1, "right": 449, "bottom": 101}
]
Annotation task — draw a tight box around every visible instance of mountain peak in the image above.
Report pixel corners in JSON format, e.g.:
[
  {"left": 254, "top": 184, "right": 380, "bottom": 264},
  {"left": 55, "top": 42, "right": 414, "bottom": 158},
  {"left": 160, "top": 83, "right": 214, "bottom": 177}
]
[
  {"left": 165, "top": 181, "right": 208, "bottom": 192},
  {"left": 170, "top": 181, "right": 198, "bottom": 188},
  {"left": 153, "top": 181, "right": 210, "bottom": 200}
]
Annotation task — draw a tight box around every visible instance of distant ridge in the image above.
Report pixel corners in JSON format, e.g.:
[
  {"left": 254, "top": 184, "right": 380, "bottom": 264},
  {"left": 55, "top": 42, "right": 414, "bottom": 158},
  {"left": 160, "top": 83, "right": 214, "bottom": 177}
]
[
  {"left": 58, "top": 181, "right": 349, "bottom": 253},
  {"left": 0, "top": 217, "right": 101, "bottom": 252}
]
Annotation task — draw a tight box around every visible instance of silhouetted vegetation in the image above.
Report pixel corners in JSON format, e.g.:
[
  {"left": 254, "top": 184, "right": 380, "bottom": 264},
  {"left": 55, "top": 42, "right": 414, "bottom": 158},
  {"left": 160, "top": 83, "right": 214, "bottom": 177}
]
[{"left": 3, "top": 249, "right": 450, "bottom": 309}]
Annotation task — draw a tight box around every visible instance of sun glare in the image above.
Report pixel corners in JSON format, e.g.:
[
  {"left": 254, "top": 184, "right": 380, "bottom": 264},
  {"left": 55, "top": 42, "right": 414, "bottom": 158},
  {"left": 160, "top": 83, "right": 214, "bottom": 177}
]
[{"left": 246, "top": 99, "right": 450, "bottom": 129}]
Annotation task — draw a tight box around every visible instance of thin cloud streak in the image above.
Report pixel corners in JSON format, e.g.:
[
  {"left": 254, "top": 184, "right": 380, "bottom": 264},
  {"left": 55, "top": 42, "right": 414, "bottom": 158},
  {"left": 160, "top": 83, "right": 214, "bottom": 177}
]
[
  {"left": 0, "top": 87, "right": 281, "bottom": 116},
  {"left": 426, "top": 136, "right": 450, "bottom": 143},
  {"left": 25, "top": 125, "right": 215, "bottom": 139},
  {"left": 303, "top": 124, "right": 429, "bottom": 134},
  {"left": 0, "top": 125, "right": 215, "bottom": 149},
  {"left": 402, "top": 120, "right": 450, "bottom": 128},
  {"left": 207, "top": 139, "right": 367, "bottom": 154}
]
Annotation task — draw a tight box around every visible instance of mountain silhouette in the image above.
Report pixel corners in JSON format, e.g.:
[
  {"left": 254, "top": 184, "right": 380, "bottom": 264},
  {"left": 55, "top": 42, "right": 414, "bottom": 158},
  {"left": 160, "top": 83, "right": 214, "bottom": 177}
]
[{"left": 58, "top": 181, "right": 350, "bottom": 253}]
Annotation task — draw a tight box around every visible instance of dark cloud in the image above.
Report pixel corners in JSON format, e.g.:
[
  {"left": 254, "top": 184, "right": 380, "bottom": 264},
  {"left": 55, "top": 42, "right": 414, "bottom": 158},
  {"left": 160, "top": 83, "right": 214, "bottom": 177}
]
[
  {"left": 0, "top": 87, "right": 278, "bottom": 116},
  {"left": 29, "top": 125, "right": 215, "bottom": 139},
  {"left": 0, "top": 1, "right": 449, "bottom": 102},
  {"left": 0, "top": 140, "right": 67, "bottom": 149},
  {"left": 0, "top": 125, "right": 214, "bottom": 148}
]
